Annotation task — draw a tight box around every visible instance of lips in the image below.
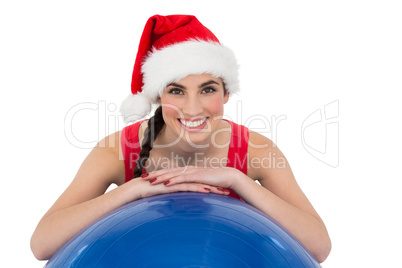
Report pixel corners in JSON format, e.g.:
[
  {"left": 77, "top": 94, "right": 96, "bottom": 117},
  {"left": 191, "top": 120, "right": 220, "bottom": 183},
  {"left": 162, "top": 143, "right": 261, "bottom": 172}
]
[{"left": 178, "top": 117, "right": 208, "bottom": 128}]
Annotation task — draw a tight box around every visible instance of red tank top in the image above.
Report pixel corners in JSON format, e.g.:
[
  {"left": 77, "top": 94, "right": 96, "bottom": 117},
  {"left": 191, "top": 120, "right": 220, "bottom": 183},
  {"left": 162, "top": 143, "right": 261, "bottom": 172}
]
[{"left": 121, "top": 119, "right": 249, "bottom": 201}]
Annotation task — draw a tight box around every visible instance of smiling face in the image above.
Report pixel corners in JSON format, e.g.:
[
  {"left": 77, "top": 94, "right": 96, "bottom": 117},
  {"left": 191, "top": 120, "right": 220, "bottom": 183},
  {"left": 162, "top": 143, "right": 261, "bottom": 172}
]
[{"left": 158, "top": 74, "right": 229, "bottom": 148}]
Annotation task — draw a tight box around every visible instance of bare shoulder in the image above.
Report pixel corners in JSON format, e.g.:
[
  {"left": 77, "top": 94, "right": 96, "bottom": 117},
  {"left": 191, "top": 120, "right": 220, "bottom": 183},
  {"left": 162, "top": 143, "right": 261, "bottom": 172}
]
[
  {"left": 72, "top": 130, "right": 126, "bottom": 188},
  {"left": 247, "top": 130, "right": 323, "bottom": 221},
  {"left": 43, "top": 131, "right": 126, "bottom": 218},
  {"left": 96, "top": 130, "right": 128, "bottom": 186},
  {"left": 98, "top": 130, "right": 123, "bottom": 158},
  {"left": 247, "top": 130, "right": 287, "bottom": 181},
  {"left": 247, "top": 130, "right": 275, "bottom": 150}
]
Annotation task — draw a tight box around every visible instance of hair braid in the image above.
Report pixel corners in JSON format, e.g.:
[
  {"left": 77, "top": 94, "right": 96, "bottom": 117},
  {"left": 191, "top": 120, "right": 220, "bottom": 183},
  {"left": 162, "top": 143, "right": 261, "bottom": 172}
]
[{"left": 133, "top": 106, "right": 164, "bottom": 178}]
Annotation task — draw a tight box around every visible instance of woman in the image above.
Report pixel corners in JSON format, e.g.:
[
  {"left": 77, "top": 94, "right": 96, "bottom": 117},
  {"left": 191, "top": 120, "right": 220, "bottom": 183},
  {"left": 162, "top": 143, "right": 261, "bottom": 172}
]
[{"left": 31, "top": 14, "right": 331, "bottom": 262}]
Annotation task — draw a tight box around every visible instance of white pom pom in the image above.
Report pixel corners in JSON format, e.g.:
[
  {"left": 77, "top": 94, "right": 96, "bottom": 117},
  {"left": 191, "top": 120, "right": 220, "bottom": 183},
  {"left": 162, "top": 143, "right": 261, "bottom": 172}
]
[{"left": 120, "top": 93, "right": 152, "bottom": 123}]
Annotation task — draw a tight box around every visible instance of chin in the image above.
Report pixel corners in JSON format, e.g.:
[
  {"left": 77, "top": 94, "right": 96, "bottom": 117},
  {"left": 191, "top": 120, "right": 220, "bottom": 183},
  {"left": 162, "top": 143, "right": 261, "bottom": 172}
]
[{"left": 175, "top": 117, "right": 217, "bottom": 147}]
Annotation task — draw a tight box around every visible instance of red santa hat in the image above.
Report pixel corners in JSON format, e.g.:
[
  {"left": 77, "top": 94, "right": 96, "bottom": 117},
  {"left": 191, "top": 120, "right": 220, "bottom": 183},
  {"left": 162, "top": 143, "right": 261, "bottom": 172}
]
[{"left": 120, "top": 14, "right": 240, "bottom": 123}]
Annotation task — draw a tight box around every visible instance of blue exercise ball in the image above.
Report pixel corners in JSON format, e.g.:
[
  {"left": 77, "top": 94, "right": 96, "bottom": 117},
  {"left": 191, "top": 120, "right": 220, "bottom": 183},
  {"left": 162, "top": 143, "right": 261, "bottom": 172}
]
[{"left": 45, "top": 193, "right": 320, "bottom": 267}]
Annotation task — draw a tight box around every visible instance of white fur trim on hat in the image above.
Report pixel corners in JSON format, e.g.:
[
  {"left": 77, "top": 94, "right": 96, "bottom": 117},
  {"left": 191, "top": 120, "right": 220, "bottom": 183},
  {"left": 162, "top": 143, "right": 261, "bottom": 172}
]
[
  {"left": 120, "top": 92, "right": 152, "bottom": 123},
  {"left": 141, "top": 40, "right": 240, "bottom": 102}
]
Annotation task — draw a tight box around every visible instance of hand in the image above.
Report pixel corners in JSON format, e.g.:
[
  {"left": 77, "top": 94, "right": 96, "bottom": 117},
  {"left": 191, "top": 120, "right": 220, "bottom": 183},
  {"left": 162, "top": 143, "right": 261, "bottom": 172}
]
[
  {"left": 141, "top": 166, "right": 241, "bottom": 195},
  {"left": 135, "top": 166, "right": 230, "bottom": 199}
]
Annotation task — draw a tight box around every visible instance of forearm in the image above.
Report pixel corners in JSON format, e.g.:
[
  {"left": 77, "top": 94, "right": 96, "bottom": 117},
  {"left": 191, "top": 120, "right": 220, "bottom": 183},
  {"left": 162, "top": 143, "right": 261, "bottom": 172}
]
[
  {"left": 232, "top": 172, "right": 331, "bottom": 263},
  {"left": 31, "top": 179, "right": 142, "bottom": 260}
]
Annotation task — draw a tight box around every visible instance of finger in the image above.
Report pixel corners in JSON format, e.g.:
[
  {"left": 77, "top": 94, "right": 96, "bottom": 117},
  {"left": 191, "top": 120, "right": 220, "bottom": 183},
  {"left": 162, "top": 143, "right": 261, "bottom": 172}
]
[
  {"left": 150, "top": 166, "right": 193, "bottom": 177},
  {"left": 142, "top": 166, "right": 193, "bottom": 181},
  {"left": 209, "top": 187, "right": 231, "bottom": 195},
  {"left": 147, "top": 167, "right": 198, "bottom": 185},
  {"left": 168, "top": 182, "right": 230, "bottom": 196},
  {"left": 158, "top": 168, "right": 198, "bottom": 183},
  {"left": 144, "top": 179, "right": 230, "bottom": 198},
  {"left": 141, "top": 180, "right": 208, "bottom": 198},
  {"left": 155, "top": 182, "right": 208, "bottom": 194},
  {"left": 161, "top": 170, "right": 214, "bottom": 187}
]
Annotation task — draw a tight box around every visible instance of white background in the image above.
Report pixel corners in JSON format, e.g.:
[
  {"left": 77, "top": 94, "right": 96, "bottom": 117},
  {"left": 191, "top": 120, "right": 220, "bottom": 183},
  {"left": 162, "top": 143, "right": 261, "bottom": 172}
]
[{"left": 1, "top": 0, "right": 401, "bottom": 267}]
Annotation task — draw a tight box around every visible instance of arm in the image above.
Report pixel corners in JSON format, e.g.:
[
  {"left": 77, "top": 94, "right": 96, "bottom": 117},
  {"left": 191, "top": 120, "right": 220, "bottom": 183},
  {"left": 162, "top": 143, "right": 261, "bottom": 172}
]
[
  {"left": 233, "top": 131, "right": 331, "bottom": 262},
  {"left": 30, "top": 131, "right": 133, "bottom": 260},
  {"left": 142, "top": 131, "right": 331, "bottom": 262},
  {"left": 31, "top": 131, "right": 226, "bottom": 260},
  {"left": 232, "top": 172, "right": 331, "bottom": 262}
]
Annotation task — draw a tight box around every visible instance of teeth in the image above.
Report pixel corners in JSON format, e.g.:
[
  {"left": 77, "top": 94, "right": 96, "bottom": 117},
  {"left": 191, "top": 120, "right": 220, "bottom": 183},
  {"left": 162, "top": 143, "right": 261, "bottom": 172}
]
[{"left": 179, "top": 118, "right": 207, "bottom": 128}]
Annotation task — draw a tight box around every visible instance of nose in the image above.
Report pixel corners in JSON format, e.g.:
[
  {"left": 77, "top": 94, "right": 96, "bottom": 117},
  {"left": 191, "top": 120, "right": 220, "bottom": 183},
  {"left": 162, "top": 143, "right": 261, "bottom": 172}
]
[{"left": 182, "top": 95, "right": 203, "bottom": 117}]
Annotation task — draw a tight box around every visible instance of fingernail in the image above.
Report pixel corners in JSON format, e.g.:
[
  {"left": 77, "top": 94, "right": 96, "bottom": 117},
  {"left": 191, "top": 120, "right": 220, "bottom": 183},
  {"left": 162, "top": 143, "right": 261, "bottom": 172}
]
[
  {"left": 217, "top": 188, "right": 224, "bottom": 192},
  {"left": 141, "top": 173, "right": 149, "bottom": 178},
  {"left": 204, "top": 188, "right": 211, "bottom": 192},
  {"left": 164, "top": 181, "right": 170, "bottom": 186},
  {"left": 149, "top": 178, "right": 157, "bottom": 183}
]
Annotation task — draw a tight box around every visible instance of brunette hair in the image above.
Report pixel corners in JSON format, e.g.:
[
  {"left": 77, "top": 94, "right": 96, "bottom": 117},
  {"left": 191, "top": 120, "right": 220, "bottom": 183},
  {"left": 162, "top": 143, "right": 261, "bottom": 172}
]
[{"left": 133, "top": 106, "right": 165, "bottom": 178}]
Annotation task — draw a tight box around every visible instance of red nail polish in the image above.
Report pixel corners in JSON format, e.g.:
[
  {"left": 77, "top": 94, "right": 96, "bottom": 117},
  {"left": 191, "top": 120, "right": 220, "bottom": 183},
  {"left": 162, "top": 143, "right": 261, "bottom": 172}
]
[
  {"left": 204, "top": 188, "right": 211, "bottom": 192},
  {"left": 149, "top": 178, "right": 157, "bottom": 183},
  {"left": 217, "top": 188, "right": 224, "bottom": 192},
  {"left": 164, "top": 181, "right": 170, "bottom": 186},
  {"left": 141, "top": 173, "right": 149, "bottom": 178}
]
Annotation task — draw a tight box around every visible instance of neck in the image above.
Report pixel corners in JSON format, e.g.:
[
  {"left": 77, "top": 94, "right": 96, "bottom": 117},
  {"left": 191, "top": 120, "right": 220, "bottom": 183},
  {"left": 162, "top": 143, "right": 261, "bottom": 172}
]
[{"left": 156, "top": 126, "right": 210, "bottom": 157}]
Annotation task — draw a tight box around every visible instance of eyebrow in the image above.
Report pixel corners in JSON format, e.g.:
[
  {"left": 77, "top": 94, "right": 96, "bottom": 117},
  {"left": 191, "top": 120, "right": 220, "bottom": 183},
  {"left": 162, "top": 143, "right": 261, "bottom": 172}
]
[
  {"left": 167, "top": 82, "right": 186, "bottom": 89},
  {"left": 199, "top": 80, "right": 219, "bottom": 88},
  {"left": 167, "top": 80, "right": 219, "bottom": 89}
]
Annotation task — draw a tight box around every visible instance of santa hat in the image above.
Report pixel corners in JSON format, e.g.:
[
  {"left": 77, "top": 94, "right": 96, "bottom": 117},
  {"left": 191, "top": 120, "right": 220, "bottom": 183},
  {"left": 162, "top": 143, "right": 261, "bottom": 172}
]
[{"left": 120, "top": 14, "right": 239, "bottom": 123}]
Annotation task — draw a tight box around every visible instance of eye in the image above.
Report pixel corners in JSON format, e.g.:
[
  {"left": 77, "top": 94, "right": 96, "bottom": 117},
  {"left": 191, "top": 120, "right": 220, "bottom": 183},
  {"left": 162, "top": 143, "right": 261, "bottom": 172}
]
[
  {"left": 202, "top": 87, "right": 216, "bottom": 94},
  {"left": 168, "top": 88, "right": 183, "bottom": 95}
]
